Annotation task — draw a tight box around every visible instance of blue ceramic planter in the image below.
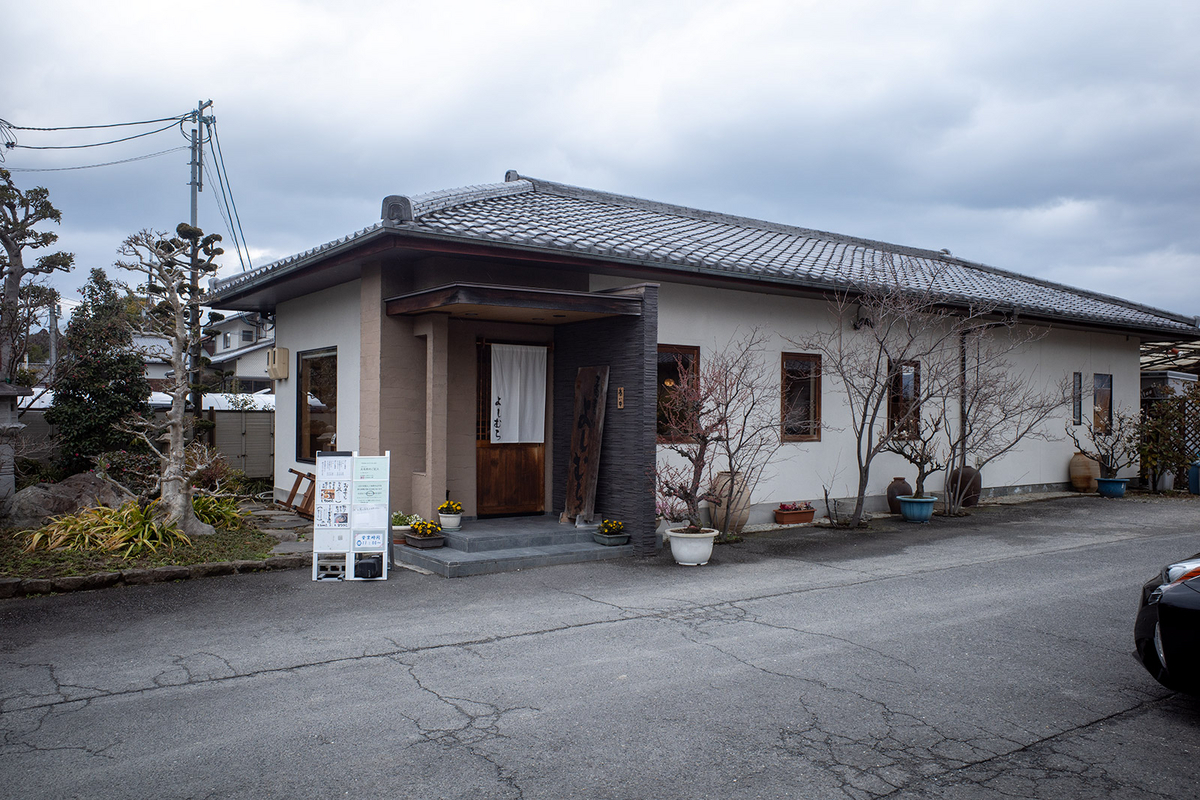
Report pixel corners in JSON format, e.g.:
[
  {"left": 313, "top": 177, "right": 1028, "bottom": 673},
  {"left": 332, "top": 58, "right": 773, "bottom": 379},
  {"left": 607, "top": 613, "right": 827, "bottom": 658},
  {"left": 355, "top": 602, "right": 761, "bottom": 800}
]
[
  {"left": 898, "top": 496, "right": 937, "bottom": 523},
  {"left": 1095, "top": 478, "right": 1129, "bottom": 498}
]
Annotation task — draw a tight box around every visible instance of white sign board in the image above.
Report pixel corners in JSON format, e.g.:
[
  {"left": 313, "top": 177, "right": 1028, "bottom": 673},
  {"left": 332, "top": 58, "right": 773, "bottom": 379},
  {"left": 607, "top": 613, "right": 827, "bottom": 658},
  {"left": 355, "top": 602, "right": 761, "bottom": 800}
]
[{"left": 312, "top": 451, "right": 391, "bottom": 581}]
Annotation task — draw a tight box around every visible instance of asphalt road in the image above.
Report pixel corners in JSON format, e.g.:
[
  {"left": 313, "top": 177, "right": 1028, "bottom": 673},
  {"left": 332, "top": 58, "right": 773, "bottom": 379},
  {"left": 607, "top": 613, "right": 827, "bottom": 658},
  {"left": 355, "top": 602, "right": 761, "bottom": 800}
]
[{"left": 2, "top": 495, "right": 1198, "bottom": 799}]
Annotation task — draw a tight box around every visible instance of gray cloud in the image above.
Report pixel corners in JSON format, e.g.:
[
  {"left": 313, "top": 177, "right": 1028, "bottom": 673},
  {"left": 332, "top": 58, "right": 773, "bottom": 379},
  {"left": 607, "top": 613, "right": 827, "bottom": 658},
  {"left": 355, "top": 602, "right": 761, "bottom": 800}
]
[{"left": 5, "top": 0, "right": 1197, "bottom": 319}]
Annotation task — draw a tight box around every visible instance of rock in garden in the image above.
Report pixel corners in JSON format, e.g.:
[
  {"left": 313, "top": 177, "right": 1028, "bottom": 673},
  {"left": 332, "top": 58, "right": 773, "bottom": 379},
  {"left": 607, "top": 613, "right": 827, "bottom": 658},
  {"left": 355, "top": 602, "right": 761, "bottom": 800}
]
[{"left": 4, "top": 472, "right": 135, "bottom": 530}]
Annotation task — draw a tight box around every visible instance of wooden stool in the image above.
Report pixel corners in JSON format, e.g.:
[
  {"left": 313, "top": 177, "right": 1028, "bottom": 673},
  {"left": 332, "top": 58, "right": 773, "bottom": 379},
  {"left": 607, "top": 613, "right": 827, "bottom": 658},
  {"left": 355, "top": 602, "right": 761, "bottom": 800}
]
[{"left": 284, "top": 468, "right": 316, "bottom": 519}]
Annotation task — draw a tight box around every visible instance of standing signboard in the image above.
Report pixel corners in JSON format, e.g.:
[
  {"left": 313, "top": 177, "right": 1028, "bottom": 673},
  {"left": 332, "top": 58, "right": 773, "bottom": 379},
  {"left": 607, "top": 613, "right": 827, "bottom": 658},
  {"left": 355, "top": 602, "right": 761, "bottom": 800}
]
[{"left": 312, "top": 450, "right": 390, "bottom": 581}]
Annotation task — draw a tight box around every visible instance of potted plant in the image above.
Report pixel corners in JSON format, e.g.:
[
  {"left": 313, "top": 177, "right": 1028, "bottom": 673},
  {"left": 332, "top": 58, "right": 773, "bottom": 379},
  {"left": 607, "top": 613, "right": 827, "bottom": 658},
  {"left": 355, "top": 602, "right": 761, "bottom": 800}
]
[
  {"left": 774, "top": 501, "right": 815, "bottom": 525},
  {"left": 391, "top": 512, "right": 421, "bottom": 546},
  {"left": 438, "top": 500, "right": 463, "bottom": 530},
  {"left": 593, "top": 519, "right": 629, "bottom": 546},
  {"left": 882, "top": 416, "right": 942, "bottom": 522},
  {"left": 1066, "top": 405, "right": 1142, "bottom": 498},
  {"left": 655, "top": 351, "right": 723, "bottom": 566},
  {"left": 405, "top": 518, "right": 445, "bottom": 549}
]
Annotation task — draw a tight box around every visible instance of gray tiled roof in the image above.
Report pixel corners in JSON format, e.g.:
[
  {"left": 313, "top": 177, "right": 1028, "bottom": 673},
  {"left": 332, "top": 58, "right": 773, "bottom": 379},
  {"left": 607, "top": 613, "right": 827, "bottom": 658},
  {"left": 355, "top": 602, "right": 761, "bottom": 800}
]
[{"left": 211, "top": 173, "right": 1199, "bottom": 337}]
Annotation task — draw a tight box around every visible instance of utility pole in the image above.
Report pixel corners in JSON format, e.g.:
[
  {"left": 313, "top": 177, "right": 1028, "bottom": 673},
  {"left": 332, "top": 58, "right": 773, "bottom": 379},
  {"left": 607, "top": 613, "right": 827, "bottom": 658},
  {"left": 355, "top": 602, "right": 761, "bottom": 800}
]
[
  {"left": 47, "top": 301, "right": 58, "bottom": 385},
  {"left": 188, "top": 100, "right": 213, "bottom": 438}
]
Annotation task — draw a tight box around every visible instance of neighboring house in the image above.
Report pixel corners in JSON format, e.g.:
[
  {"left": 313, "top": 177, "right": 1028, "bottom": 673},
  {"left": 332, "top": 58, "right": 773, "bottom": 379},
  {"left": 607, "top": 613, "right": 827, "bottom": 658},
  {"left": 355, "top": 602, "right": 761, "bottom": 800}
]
[
  {"left": 203, "top": 311, "right": 274, "bottom": 393},
  {"left": 134, "top": 334, "right": 172, "bottom": 391},
  {"left": 208, "top": 172, "right": 1200, "bottom": 554}
]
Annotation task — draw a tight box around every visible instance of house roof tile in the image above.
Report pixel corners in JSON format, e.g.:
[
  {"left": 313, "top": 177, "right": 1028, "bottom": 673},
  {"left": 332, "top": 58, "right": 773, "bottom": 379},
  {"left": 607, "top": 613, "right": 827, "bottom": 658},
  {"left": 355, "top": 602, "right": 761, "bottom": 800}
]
[{"left": 211, "top": 173, "right": 1199, "bottom": 338}]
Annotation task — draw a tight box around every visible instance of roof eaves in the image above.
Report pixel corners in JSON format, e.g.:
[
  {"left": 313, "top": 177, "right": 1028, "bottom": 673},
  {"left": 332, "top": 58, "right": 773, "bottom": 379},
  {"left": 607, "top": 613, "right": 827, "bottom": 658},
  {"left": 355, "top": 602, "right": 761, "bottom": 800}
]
[{"left": 209, "top": 223, "right": 387, "bottom": 300}]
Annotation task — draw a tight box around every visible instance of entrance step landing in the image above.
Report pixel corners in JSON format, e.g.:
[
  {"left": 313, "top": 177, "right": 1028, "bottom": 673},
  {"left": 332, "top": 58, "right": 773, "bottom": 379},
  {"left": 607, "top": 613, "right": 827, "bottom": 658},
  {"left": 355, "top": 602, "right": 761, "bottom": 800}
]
[{"left": 392, "top": 518, "right": 633, "bottom": 577}]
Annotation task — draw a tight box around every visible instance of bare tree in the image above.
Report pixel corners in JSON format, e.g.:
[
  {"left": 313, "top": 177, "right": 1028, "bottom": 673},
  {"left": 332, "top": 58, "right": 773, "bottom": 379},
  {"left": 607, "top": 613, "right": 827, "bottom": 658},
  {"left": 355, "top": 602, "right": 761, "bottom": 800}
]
[
  {"left": 655, "top": 351, "right": 724, "bottom": 534},
  {"left": 116, "top": 225, "right": 223, "bottom": 537},
  {"left": 0, "top": 169, "right": 73, "bottom": 383},
  {"left": 882, "top": 414, "right": 947, "bottom": 499},
  {"left": 790, "top": 256, "right": 997, "bottom": 527},
  {"left": 937, "top": 326, "right": 1065, "bottom": 513},
  {"left": 655, "top": 329, "right": 788, "bottom": 541},
  {"left": 707, "top": 328, "right": 786, "bottom": 541},
  {"left": 1066, "top": 404, "right": 1142, "bottom": 480}
]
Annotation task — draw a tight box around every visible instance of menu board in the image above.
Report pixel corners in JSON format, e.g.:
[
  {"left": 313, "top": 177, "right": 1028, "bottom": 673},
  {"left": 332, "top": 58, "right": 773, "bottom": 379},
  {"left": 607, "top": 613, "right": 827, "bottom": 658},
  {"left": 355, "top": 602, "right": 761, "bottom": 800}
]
[{"left": 312, "top": 451, "right": 390, "bottom": 554}]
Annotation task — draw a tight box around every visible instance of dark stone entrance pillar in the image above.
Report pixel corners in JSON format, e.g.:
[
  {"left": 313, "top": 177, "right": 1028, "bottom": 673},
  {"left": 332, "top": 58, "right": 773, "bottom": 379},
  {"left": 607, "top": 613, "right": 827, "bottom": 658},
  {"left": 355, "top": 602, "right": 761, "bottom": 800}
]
[{"left": 553, "top": 284, "right": 658, "bottom": 555}]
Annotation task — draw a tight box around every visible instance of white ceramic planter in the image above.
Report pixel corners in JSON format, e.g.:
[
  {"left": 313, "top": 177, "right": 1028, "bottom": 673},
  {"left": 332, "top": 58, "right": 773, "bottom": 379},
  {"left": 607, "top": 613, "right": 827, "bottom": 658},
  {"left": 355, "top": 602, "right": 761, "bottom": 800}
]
[
  {"left": 669, "top": 528, "right": 717, "bottom": 566},
  {"left": 439, "top": 513, "right": 462, "bottom": 531}
]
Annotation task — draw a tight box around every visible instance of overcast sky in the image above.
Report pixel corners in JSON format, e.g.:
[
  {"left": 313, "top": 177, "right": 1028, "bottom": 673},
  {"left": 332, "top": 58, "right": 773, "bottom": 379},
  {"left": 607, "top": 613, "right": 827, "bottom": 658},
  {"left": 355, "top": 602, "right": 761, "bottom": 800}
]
[{"left": 5, "top": 0, "right": 1198, "bottom": 323}]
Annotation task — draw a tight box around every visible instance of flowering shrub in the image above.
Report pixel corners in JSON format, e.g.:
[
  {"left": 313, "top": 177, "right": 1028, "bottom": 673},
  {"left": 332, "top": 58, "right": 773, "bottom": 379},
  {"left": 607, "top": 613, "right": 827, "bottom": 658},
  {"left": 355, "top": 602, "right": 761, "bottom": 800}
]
[
  {"left": 598, "top": 519, "right": 624, "bottom": 536},
  {"left": 438, "top": 500, "right": 462, "bottom": 515},
  {"left": 411, "top": 519, "right": 443, "bottom": 537},
  {"left": 778, "top": 501, "right": 814, "bottom": 512},
  {"left": 655, "top": 497, "right": 685, "bottom": 521}
]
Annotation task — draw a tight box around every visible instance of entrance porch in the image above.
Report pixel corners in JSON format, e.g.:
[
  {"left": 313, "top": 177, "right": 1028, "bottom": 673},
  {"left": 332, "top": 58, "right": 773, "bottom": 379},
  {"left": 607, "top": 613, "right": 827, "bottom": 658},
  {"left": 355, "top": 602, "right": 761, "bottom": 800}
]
[{"left": 392, "top": 515, "right": 636, "bottom": 577}]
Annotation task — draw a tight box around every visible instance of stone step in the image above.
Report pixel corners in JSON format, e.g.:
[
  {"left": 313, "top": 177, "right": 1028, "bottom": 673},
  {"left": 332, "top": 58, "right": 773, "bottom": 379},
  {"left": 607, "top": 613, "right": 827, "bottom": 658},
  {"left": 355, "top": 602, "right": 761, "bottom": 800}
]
[
  {"left": 442, "top": 526, "right": 596, "bottom": 553},
  {"left": 393, "top": 540, "right": 633, "bottom": 578}
]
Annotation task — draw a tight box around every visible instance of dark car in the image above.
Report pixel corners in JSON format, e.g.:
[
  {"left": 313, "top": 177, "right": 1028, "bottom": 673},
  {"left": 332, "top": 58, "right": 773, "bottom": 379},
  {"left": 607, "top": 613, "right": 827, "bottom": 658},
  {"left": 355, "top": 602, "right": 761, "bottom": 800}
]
[{"left": 1135, "top": 554, "right": 1200, "bottom": 693}]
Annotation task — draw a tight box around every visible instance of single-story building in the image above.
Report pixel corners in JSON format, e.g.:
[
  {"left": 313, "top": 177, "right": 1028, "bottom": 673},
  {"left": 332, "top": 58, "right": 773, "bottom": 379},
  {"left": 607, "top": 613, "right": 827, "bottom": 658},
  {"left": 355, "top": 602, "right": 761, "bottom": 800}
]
[{"left": 208, "top": 172, "right": 1200, "bottom": 555}]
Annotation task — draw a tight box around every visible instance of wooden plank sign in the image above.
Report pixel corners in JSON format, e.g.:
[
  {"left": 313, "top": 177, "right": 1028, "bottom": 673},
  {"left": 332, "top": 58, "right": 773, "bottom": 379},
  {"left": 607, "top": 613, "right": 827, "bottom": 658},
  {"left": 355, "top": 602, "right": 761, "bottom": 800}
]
[{"left": 561, "top": 366, "right": 609, "bottom": 524}]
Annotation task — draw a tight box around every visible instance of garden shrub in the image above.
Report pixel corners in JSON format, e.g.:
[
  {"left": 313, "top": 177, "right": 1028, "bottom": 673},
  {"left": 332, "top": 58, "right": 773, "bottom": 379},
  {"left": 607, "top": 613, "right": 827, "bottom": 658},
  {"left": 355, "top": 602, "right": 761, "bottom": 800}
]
[{"left": 23, "top": 500, "right": 190, "bottom": 557}]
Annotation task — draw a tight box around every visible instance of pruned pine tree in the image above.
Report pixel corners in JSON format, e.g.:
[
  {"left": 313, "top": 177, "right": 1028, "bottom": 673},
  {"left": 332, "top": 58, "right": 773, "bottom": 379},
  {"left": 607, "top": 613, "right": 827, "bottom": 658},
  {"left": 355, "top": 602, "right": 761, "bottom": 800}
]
[
  {"left": 0, "top": 169, "right": 73, "bottom": 383},
  {"left": 117, "top": 225, "right": 223, "bottom": 537}
]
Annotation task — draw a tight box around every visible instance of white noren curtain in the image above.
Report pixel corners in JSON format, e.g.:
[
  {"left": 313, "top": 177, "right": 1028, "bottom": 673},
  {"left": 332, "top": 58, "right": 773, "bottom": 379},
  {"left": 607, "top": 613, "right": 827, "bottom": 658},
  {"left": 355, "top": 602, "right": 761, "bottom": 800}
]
[{"left": 490, "top": 344, "right": 547, "bottom": 444}]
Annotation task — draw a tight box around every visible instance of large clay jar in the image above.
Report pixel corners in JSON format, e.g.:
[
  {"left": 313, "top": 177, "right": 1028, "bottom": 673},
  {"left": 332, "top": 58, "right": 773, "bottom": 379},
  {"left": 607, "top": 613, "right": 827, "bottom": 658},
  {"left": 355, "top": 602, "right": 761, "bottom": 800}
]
[
  {"left": 711, "top": 471, "right": 750, "bottom": 533},
  {"left": 1069, "top": 452, "right": 1100, "bottom": 492},
  {"left": 887, "top": 477, "right": 913, "bottom": 514},
  {"left": 947, "top": 466, "right": 982, "bottom": 507}
]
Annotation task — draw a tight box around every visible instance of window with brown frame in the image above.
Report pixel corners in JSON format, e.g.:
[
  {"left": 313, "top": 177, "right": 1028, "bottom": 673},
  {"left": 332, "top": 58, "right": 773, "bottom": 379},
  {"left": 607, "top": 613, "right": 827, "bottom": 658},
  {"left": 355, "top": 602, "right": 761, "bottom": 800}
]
[
  {"left": 1093, "top": 373, "right": 1113, "bottom": 433},
  {"left": 888, "top": 360, "right": 920, "bottom": 438},
  {"left": 781, "top": 353, "right": 821, "bottom": 441},
  {"left": 657, "top": 344, "right": 699, "bottom": 441},
  {"left": 297, "top": 347, "right": 337, "bottom": 462},
  {"left": 1072, "top": 372, "right": 1083, "bottom": 425}
]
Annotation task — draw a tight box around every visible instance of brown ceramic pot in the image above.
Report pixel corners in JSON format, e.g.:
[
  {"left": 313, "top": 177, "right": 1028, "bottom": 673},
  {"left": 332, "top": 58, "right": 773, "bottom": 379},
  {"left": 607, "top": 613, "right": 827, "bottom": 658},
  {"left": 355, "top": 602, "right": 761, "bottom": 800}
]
[{"left": 887, "top": 477, "right": 913, "bottom": 514}]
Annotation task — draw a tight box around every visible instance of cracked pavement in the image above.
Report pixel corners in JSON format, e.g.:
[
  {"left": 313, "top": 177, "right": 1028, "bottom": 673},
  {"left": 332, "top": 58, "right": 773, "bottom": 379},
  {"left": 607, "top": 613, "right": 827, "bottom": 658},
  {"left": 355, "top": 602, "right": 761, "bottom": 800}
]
[{"left": 1, "top": 495, "right": 1198, "bottom": 798}]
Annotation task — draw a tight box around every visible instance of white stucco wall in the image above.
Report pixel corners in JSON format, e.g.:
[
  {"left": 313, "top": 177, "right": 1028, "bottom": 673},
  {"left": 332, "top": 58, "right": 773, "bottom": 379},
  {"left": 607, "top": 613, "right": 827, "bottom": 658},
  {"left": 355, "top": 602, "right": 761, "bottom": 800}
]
[
  {"left": 593, "top": 275, "right": 1143, "bottom": 517},
  {"left": 272, "top": 281, "right": 362, "bottom": 498},
  {"left": 232, "top": 347, "right": 271, "bottom": 380}
]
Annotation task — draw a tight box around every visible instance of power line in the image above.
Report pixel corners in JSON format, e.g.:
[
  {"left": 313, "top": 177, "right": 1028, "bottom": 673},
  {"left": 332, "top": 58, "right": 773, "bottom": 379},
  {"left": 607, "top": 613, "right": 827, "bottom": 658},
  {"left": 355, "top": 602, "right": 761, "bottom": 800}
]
[
  {"left": 5, "top": 119, "right": 181, "bottom": 151},
  {"left": 2, "top": 115, "right": 186, "bottom": 132},
  {"left": 204, "top": 162, "right": 247, "bottom": 272},
  {"left": 5, "top": 145, "right": 189, "bottom": 172},
  {"left": 208, "top": 122, "right": 252, "bottom": 271}
]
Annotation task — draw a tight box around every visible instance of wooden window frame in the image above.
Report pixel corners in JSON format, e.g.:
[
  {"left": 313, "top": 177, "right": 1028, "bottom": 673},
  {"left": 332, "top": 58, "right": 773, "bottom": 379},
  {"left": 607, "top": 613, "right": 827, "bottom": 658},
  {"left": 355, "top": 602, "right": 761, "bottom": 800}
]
[
  {"left": 296, "top": 346, "right": 338, "bottom": 463},
  {"left": 657, "top": 344, "right": 699, "bottom": 443},
  {"left": 781, "top": 352, "right": 821, "bottom": 442},
  {"left": 888, "top": 360, "right": 921, "bottom": 439}
]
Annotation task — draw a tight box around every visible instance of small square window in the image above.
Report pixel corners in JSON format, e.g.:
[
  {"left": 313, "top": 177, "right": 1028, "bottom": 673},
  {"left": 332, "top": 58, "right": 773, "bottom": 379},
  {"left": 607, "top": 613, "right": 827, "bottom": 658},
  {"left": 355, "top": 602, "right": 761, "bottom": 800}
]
[{"left": 241, "top": 329, "right": 254, "bottom": 343}]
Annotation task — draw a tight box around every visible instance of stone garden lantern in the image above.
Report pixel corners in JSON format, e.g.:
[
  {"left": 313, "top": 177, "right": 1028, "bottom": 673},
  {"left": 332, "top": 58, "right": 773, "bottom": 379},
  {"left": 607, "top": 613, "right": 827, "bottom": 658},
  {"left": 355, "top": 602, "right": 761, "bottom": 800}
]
[{"left": 0, "top": 383, "right": 32, "bottom": 507}]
